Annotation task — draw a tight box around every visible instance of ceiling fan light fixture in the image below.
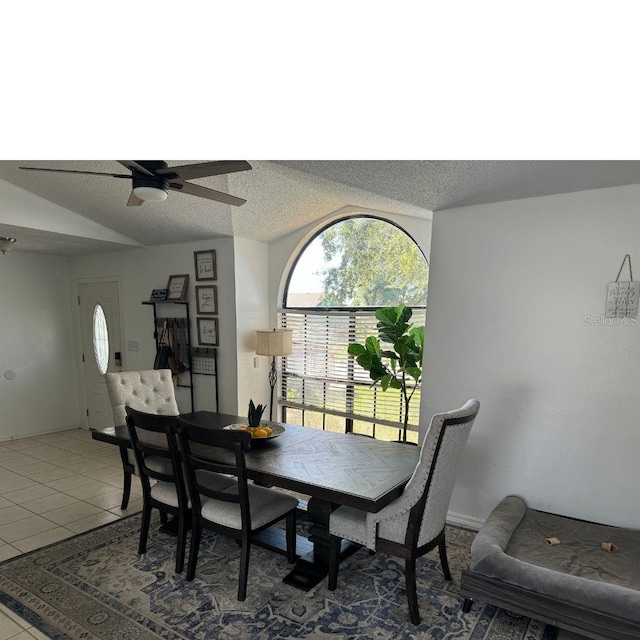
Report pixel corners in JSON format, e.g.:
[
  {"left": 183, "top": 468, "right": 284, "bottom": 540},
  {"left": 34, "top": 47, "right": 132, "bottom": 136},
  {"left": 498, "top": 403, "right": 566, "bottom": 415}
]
[
  {"left": 132, "top": 186, "right": 168, "bottom": 202},
  {"left": 0, "top": 237, "right": 16, "bottom": 254}
]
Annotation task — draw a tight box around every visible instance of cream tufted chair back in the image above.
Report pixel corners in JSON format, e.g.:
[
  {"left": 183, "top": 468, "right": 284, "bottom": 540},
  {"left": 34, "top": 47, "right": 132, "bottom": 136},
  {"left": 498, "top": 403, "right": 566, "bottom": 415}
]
[{"left": 104, "top": 369, "right": 179, "bottom": 427}]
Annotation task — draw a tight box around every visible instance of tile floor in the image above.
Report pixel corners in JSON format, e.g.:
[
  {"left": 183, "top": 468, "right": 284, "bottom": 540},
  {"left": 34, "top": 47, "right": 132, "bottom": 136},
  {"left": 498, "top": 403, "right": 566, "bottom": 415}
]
[
  {"left": 0, "top": 428, "right": 586, "bottom": 640},
  {"left": 0, "top": 428, "right": 143, "bottom": 640}
]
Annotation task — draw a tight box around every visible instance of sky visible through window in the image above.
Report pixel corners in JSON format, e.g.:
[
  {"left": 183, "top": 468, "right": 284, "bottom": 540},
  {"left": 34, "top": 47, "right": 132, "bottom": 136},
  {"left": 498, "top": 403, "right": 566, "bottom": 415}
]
[{"left": 288, "top": 236, "right": 332, "bottom": 293}]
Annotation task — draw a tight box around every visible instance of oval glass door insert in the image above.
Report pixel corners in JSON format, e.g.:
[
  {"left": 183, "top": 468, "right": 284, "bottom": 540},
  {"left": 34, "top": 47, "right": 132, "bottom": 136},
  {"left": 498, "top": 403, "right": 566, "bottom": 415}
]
[{"left": 92, "top": 303, "right": 109, "bottom": 374}]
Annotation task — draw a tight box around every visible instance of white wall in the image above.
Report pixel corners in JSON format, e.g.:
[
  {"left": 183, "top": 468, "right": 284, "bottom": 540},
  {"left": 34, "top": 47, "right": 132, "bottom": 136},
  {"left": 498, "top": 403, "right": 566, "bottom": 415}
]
[
  {"left": 233, "top": 237, "right": 271, "bottom": 417},
  {"left": 67, "top": 238, "right": 240, "bottom": 418},
  {"left": 422, "top": 184, "right": 640, "bottom": 529},
  {"left": 0, "top": 251, "right": 80, "bottom": 439}
]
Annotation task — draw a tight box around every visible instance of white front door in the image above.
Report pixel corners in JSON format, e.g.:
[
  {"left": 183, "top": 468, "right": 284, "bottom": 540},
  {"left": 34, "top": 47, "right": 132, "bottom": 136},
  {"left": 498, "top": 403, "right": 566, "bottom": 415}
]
[{"left": 78, "top": 281, "right": 122, "bottom": 429}]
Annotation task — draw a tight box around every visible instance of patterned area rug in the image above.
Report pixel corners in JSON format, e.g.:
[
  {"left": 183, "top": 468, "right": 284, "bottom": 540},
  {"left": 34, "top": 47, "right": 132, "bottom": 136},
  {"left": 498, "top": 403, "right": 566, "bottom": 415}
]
[{"left": 0, "top": 513, "right": 557, "bottom": 640}]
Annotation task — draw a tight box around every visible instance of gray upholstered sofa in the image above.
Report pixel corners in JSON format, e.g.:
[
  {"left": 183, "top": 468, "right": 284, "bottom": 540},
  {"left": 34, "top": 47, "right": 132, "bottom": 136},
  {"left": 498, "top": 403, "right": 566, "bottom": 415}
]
[{"left": 460, "top": 495, "right": 640, "bottom": 640}]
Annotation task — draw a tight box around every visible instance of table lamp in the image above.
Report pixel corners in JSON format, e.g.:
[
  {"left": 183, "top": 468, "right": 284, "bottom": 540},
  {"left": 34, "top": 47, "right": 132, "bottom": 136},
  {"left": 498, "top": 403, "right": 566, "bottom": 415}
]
[{"left": 255, "top": 328, "right": 293, "bottom": 421}]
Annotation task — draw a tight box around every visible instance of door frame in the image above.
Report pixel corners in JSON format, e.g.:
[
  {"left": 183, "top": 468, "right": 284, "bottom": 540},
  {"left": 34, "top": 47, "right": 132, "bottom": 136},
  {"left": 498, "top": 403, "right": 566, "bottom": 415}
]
[{"left": 73, "top": 276, "right": 125, "bottom": 428}]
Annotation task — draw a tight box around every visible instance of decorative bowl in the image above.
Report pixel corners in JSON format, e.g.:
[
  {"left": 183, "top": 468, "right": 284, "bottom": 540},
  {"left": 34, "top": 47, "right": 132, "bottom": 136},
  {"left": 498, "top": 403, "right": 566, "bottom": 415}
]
[{"left": 223, "top": 422, "right": 285, "bottom": 440}]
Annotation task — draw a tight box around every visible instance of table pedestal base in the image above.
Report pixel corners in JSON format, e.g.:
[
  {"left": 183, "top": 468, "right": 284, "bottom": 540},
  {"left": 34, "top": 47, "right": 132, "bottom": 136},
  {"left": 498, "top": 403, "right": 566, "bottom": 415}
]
[
  {"left": 283, "top": 539, "right": 359, "bottom": 591},
  {"left": 282, "top": 497, "right": 361, "bottom": 591}
]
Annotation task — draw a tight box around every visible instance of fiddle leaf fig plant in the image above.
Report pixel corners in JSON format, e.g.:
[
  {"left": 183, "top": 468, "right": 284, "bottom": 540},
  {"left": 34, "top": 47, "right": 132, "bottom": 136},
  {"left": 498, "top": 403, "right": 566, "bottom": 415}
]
[{"left": 347, "top": 304, "right": 424, "bottom": 443}]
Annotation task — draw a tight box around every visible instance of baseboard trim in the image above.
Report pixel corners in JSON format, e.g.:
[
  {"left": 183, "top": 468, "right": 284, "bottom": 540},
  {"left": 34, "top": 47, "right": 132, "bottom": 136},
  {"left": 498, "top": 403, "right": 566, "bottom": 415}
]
[
  {"left": 0, "top": 425, "right": 86, "bottom": 442},
  {"left": 446, "top": 510, "right": 484, "bottom": 531}
]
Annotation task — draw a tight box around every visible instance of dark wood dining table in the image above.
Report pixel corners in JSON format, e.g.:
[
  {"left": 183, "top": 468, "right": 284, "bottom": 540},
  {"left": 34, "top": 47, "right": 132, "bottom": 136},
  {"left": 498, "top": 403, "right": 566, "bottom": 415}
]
[{"left": 92, "top": 411, "right": 420, "bottom": 590}]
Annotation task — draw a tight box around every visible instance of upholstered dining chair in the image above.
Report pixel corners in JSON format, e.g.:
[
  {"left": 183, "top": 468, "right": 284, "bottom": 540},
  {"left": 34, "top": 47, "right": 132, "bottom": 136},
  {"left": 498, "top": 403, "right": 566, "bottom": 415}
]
[
  {"left": 177, "top": 419, "right": 299, "bottom": 600},
  {"left": 327, "top": 399, "right": 480, "bottom": 625},
  {"left": 104, "top": 369, "right": 179, "bottom": 509}
]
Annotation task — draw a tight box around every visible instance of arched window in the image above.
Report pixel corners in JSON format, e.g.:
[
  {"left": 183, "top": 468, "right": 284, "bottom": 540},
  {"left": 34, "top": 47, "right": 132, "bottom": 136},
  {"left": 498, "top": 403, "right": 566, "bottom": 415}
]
[{"left": 280, "top": 216, "right": 429, "bottom": 442}]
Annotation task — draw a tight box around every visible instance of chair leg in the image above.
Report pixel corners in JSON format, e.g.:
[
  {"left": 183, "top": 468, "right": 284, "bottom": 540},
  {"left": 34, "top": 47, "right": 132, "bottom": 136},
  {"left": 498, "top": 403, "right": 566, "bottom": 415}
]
[
  {"left": 286, "top": 510, "right": 297, "bottom": 563},
  {"left": 327, "top": 534, "right": 341, "bottom": 591},
  {"left": 175, "top": 514, "right": 187, "bottom": 574},
  {"left": 238, "top": 536, "right": 251, "bottom": 601},
  {"left": 160, "top": 511, "right": 169, "bottom": 526},
  {"left": 186, "top": 523, "right": 202, "bottom": 581},
  {"left": 119, "top": 448, "right": 132, "bottom": 510},
  {"left": 405, "top": 556, "right": 421, "bottom": 625},
  {"left": 138, "top": 503, "right": 152, "bottom": 556},
  {"left": 462, "top": 598, "right": 473, "bottom": 613},
  {"left": 438, "top": 536, "right": 452, "bottom": 581}
]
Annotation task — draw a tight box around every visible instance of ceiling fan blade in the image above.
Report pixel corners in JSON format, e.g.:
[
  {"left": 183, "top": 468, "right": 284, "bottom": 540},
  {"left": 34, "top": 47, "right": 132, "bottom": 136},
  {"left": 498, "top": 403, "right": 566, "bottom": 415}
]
[
  {"left": 118, "top": 161, "right": 155, "bottom": 176},
  {"left": 19, "top": 167, "right": 130, "bottom": 178},
  {"left": 127, "top": 191, "right": 144, "bottom": 206},
  {"left": 156, "top": 161, "right": 252, "bottom": 180},
  {"left": 169, "top": 181, "right": 247, "bottom": 206}
]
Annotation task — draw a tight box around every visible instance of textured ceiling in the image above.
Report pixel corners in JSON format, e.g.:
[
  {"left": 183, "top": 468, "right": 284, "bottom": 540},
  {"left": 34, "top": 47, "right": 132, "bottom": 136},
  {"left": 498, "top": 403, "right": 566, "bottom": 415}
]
[
  {"left": 276, "top": 160, "right": 640, "bottom": 211},
  {"left": 2, "top": 159, "right": 640, "bottom": 256}
]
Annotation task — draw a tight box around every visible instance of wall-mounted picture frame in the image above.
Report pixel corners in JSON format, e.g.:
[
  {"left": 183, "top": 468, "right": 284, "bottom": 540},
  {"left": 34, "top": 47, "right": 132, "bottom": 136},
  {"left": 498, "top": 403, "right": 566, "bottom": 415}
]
[
  {"left": 196, "top": 285, "right": 218, "bottom": 315},
  {"left": 197, "top": 317, "right": 219, "bottom": 346},
  {"left": 194, "top": 249, "right": 217, "bottom": 281},
  {"left": 166, "top": 274, "right": 189, "bottom": 301}
]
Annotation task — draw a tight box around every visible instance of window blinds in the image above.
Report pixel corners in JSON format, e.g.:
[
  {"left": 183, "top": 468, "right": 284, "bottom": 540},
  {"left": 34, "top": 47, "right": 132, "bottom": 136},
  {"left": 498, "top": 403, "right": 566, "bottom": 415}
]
[{"left": 278, "top": 308, "right": 425, "bottom": 432}]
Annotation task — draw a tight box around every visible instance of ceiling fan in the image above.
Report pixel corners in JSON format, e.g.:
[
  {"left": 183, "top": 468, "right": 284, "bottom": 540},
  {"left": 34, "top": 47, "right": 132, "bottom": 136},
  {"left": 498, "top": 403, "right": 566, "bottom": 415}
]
[{"left": 18, "top": 160, "right": 252, "bottom": 206}]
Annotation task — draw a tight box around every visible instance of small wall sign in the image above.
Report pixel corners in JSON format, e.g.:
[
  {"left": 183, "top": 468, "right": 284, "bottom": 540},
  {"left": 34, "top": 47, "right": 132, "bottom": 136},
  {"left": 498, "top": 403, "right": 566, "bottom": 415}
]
[
  {"left": 149, "top": 288, "right": 168, "bottom": 301},
  {"left": 605, "top": 281, "right": 639, "bottom": 318},
  {"left": 605, "top": 255, "right": 639, "bottom": 318}
]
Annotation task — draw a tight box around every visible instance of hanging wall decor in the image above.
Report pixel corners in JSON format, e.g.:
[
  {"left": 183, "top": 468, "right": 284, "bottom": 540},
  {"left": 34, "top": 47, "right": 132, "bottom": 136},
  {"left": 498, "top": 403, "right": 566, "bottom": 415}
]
[
  {"left": 605, "top": 254, "right": 639, "bottom": 318},
  {"left": 194, "top": 250, "right": 217, "bottom": 281},
  {"left": 196, "top": 285, "right": 218, "bottom": 315},
  {"left": 197, "top": 317, "right": 219, "bottom": 346}
]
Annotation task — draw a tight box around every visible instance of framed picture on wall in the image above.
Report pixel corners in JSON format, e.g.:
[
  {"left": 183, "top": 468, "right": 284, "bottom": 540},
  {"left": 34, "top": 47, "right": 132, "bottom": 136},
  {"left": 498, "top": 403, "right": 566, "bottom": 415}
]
[
  {"left": 197, "top": 317, "right": 219, "bottom": 346},
  {"left": 194, "top": 250, "right": 217, "bottom": 281},
  {"left": 196, "top": 285, "right": 218, "bottom": 315},
  {"left": 166, "top": 274, "right": 189, "bottom": 301}
]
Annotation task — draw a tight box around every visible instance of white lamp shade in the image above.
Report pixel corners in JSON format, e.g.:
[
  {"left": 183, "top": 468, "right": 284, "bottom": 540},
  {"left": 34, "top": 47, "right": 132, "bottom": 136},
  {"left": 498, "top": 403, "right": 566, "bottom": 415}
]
[
  {"left": 133, "top": 186, "right": 168, "bottom": 202},
  {"left": 255, "top": 329, "right": 293, "bottom": 357}
]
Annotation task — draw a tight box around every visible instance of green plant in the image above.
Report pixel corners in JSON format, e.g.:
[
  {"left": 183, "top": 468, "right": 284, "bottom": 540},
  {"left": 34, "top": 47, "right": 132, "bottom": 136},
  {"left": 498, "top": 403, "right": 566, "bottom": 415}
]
[
  {"left": 347, "top": 304, "right": 424, "bottom": 443},
  {"left": 247, "top": 399, "right": 266, "bottom": 427}
]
